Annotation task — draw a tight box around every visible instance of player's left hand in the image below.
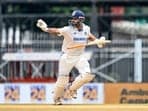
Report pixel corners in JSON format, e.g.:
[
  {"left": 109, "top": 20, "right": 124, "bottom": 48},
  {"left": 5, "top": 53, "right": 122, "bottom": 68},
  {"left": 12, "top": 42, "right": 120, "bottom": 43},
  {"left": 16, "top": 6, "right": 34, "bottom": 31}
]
[{"left": 36, "top": 19, "right": 48, "bottom": 32}]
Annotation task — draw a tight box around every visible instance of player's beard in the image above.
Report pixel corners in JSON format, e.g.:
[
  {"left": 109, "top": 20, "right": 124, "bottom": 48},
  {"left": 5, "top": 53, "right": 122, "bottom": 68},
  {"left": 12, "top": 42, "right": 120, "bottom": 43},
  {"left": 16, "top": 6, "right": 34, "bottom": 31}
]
[
  {"left": 69, "top": 19, "right": 81, "bottom": 26},
  {"left": 74, "top": 22, "right": 81, "bottom": 27}
]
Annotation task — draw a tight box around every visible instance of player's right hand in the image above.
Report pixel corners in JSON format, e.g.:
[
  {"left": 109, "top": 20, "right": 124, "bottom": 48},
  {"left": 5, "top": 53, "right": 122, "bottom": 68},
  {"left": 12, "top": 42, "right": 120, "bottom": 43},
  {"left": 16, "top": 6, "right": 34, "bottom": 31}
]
[
  {"left": 36, "top": 19, "right": 48, "bottom": 32},
  {"left": 97, "top": 36, "right": 106, "bottom": 48}
]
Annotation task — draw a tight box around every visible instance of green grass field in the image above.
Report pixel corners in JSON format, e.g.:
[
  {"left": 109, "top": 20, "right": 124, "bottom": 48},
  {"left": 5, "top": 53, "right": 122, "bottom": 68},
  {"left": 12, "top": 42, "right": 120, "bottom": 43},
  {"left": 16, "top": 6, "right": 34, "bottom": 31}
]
[{"left": 0, "top": 104, "right": 148, "bottom": 111}]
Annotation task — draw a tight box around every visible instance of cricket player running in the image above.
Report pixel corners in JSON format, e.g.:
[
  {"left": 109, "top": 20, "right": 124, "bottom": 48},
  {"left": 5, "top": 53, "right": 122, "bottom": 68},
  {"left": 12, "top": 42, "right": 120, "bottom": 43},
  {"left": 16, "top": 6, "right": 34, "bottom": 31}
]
[{"left": 37, "top": 10, "right": 107, "bottom": 105}]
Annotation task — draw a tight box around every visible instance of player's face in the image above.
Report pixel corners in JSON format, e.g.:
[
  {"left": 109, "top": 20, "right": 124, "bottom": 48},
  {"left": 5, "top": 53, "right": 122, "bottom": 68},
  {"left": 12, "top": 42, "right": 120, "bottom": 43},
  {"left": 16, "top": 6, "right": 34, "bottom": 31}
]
[{"left": 71, "top": 17, "right": 80, "bottom": 25}]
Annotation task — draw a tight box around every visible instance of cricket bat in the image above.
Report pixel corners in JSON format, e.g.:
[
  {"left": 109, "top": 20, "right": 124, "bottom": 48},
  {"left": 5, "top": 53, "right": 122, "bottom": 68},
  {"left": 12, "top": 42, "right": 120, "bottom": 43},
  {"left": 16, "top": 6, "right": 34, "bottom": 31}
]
[{"left": 67, "top": 39, "right": 111, "bottom": 49}]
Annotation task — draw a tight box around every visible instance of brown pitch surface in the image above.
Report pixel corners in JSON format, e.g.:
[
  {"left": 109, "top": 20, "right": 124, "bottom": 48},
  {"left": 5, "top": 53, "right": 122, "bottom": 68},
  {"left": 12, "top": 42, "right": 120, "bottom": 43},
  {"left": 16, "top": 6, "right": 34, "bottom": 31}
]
[{"left": 0, "top": 104, "right": 148, "bottom": 111}]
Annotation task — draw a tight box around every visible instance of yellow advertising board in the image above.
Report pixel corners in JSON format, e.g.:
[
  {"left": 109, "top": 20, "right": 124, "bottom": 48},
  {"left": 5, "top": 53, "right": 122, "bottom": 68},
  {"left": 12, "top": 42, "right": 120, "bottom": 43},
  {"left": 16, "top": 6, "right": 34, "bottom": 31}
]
[{"left": 105, "top": 83, "right": 148, "bottom": 104}]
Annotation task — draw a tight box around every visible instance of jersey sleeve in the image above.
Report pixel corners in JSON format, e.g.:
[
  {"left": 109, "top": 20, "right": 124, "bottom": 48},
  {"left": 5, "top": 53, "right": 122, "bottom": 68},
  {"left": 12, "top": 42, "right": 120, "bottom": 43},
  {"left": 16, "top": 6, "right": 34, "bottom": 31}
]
[{"left": 57, "top": 26, "right": 69, "bottom": 37}]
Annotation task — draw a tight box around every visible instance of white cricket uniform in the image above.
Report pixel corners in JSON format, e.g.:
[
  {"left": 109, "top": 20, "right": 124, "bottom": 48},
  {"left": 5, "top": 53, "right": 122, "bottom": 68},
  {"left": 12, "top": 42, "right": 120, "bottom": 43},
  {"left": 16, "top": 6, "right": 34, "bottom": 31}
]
[{"left": 57, "top": 24, "right": 91, "bottom": 76}]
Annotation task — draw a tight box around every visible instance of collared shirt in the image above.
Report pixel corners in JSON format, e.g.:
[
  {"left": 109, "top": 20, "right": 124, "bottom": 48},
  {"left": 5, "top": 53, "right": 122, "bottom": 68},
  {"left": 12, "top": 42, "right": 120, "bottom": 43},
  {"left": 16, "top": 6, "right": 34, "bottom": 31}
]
[{"left": 58, "top": 24, "right": 91, "bottom": 56}]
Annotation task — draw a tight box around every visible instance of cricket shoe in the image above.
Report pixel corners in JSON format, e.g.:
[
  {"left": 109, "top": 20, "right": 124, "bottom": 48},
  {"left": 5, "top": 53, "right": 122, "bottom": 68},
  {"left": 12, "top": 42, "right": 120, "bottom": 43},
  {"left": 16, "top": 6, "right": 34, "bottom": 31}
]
[
  {"left": 69, "top": 90, "right": 77, "bottom": 99},
  {"left": 65, "top": 83, "right": 77, "bottom": 99},
  {"left": 54, "top": 97, "right": 62, "bottom": 105}
]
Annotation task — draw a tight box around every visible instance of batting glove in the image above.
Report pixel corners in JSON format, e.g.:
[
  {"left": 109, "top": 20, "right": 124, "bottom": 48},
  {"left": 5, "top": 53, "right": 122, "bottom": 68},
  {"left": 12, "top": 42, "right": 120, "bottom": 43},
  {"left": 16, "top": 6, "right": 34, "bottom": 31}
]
[
  {"left": 97, "top": 36, "right": 106, "bottom": 48},
  {"left": 36, "top": 19, "right": 48, "bottom": 32}
]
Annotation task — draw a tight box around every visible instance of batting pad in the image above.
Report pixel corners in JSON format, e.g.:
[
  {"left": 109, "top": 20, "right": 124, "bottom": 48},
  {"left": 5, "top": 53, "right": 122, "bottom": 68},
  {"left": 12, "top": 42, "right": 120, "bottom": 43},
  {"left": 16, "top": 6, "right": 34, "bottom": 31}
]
[
  {"left": 53, "top": 76, "right": 69, "bottom": 100},
  {"left": 69, "top": 74, "right": 95, "bottom": 91}
]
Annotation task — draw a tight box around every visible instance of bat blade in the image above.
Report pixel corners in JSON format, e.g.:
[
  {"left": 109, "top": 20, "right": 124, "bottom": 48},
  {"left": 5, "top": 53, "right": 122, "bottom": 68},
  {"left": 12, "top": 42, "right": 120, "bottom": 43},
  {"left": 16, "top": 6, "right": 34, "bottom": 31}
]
[
  {"left": 67, "top": 40, "right": 111, "bottom": 49},
  {"left": 67, "top": 44, "right": 86, "bottom": 49}
]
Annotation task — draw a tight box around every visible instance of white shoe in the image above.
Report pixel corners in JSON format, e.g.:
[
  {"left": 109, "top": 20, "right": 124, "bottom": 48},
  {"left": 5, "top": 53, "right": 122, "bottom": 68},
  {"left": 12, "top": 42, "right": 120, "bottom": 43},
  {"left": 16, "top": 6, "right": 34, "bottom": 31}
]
[
  {"left": 54, "top": 98, "right": 62, "bottom": 105},
  {"left": 69, "top": 90, "right": 77, "bottom": 99},
  {"left": 65, "top": 83, "right": 77, "bottom": 99}
]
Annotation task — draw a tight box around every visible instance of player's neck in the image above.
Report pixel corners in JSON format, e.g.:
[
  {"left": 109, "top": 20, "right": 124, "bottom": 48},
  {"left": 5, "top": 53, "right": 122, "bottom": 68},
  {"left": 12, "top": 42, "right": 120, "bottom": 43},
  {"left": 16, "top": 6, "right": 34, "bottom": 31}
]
[{"left": 75, "top": 23, "right": 83, "bottom": 31}]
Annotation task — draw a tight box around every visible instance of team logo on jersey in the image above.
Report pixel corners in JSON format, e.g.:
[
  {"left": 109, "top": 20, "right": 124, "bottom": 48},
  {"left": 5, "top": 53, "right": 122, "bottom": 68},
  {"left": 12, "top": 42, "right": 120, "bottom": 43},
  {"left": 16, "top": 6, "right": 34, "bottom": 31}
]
[{"left": 84, "top": 32, "right": 87, "bottom": 35}]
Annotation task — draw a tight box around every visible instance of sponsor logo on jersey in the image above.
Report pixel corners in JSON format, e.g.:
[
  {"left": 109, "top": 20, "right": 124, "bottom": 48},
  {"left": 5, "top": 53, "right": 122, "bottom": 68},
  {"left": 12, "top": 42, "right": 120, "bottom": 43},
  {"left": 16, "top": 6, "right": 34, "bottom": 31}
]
[
  {"left": 73, "top": 37, "right": 87, "bottom": 41},
  {"left": 73, "top": 37, "right": 87, "bottom": 43}
]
